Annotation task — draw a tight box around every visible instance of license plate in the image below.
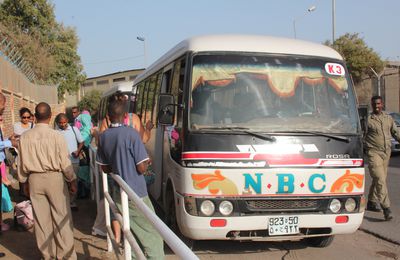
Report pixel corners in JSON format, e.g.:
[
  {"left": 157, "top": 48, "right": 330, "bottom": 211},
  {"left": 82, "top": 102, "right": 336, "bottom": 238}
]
[{"left": 268, "top": 216, "right": 299, "bottom": 236}]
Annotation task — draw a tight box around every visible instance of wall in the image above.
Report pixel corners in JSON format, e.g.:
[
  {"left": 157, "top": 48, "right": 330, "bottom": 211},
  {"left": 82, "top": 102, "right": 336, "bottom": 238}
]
[
  {"left": 355, "top": 63, "right": 400, "bottom": 112},
  {"left": 382, "top": 66, "right": 400, "bottom": 112},
  {"left": 0, "top": 56, "right": 63, "bottom": 136}
]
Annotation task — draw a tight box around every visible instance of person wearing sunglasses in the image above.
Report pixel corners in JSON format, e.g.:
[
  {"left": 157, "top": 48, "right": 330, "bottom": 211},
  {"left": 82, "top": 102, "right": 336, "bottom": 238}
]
[
  {"left": 13, "top": 107, "right": 34, "bottom": 198},
  {"left": 13, "top": 107, "right": 34, "bottom": 136}
]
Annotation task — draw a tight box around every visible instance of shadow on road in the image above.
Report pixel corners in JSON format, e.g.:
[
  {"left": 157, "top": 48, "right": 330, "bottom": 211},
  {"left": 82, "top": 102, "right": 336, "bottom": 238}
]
[
  {"left": 0, "top": 184, "right": 111, "bottom": 260},
  {"left": 364, "top": 215, "right": 387, "bottom": 223},
  {"left": 389, "top": 152, "right": 400, "bottom": 167},
  {"left": 165, "top": 239, "right": 310, "bottom": 256}
]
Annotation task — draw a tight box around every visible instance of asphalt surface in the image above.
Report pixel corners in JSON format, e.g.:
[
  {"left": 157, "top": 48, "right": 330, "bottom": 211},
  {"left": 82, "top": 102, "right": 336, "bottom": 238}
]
[{"left": 361, "top": 152, "right": 400, "bottom": 245}]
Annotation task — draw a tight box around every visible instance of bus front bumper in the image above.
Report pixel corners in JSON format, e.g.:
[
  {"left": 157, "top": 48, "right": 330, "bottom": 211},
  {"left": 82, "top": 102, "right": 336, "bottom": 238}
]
[{"left": 176, "top": 197, "right": 364, "bottom": 241}]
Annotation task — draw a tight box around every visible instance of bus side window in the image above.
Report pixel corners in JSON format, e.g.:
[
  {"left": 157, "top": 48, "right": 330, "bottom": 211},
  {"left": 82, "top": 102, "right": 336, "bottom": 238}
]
[
  {"left": 144, "top": 75, "right": 157, "bottom": 125},
  {"left": 170, "top": 59, "right": 185, "bottom": 127},
  {"left": 151, "top": 72, "right": 163, "bottom": 126},
  {"left": 98, "top": 99, "right": 105, "bottom": 121},
  {"left": 135, "top": 82, "right": 147, "bottom": 119},
  {"left": 169, "top": 58, "right": 186, "bottom": 162}
]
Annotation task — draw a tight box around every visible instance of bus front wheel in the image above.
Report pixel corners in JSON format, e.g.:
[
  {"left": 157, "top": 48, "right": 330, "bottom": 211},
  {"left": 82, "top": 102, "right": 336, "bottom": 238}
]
[
  {"left": 306, "top": 235, "right": 334, "bottom": 247},
  {"left": 165, "top": 194, "right": 195, "bottom": 249}
]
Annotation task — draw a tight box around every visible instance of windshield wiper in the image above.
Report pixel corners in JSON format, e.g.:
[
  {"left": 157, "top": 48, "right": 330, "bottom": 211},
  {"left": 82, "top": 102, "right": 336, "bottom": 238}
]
[
  {"left": 282, "top": 130, "right": 350, "bottom": 143},
  {"left": 198, "top": 126, "right": 276, "bottom": 142}
]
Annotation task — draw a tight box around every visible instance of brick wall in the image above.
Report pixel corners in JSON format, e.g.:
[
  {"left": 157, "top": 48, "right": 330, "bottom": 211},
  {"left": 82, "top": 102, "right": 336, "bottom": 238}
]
[{"left": 0, "top": 89, "right": 65, "bottom": 137}]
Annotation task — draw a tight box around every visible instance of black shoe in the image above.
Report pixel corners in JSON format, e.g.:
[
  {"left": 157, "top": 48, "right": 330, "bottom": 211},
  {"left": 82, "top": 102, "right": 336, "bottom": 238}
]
[
  {"left": 383, "top": 208, "right": 393, "bottom": 221},
  {"left": 366, "top": 202, "right": 381, "bottom": 212}
]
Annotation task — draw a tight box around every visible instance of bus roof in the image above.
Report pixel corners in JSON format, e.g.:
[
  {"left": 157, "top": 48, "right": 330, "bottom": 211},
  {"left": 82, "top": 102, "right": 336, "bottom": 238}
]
[
  {"left": 101, "top": 81, "right": 134, "bottom": 98},
  {"left": 135, "top": 34, "right": 344, "bottom": 83}
]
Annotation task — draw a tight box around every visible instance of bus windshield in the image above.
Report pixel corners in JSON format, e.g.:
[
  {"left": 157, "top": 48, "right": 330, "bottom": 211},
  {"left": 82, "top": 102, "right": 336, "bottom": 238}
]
[{"left": 189, "top": 54, "right": 360, "bottom": 134}]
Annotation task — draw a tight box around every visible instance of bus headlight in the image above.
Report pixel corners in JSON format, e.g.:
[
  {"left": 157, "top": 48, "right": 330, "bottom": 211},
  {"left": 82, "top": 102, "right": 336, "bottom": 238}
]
[
  {"left": 184, "top": 197, "right": 197, "bottom": 216},
  {"left": 345, "top": 198, "right": 356, "bottom": 212},
  {"left": 329, "top": 199, "right": 341, "bottom": 213},
  {"left": 219, "top": 201, "right": 233, "bottom": 216},
  {"left": 200, "top": 200, "right": 215, "bottom": 216}
]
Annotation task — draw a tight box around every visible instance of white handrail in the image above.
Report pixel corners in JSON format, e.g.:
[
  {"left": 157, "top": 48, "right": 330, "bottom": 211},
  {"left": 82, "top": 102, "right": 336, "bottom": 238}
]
[{"left": 89, "top": 145, "right": 199, "bottom": 260}]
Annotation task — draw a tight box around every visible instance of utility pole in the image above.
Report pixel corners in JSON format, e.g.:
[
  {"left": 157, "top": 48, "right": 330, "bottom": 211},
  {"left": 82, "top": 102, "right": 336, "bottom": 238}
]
[{"left": 137, "top": 36, "right": 147, "bottom": 68}]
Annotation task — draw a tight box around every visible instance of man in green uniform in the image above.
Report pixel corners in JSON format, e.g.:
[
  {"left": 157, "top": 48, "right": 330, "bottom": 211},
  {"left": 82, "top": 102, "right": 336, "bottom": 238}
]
[{"left": 364, "top": 96, "right": 400, "bottom": 221}]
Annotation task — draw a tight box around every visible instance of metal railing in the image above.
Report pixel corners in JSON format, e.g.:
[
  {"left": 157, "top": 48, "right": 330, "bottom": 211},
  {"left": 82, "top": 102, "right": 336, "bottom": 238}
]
[{"left": 89, "top": 145, "right": 198, "bottom": 260}]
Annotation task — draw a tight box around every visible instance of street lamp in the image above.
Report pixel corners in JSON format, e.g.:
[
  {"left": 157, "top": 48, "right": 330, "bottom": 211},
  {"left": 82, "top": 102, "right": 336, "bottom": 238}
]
[
  {"left": 136, "top": 36, "right": 147, "bottom": 68},
  {"left": 293, "top": 6, "right": 316, "bottom": 39}
]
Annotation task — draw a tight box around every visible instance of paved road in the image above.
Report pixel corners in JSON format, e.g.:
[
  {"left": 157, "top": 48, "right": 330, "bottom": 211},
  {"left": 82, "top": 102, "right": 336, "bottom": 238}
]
[
  {"left": 361, "top": 153, "right": 400, "bottom": 245},
  {"left": 165, "top": 230, "right": 400, "bottom": 259}
]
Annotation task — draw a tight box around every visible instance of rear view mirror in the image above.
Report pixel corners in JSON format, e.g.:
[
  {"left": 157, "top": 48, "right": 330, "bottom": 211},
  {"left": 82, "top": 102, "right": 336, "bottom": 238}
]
[{"left": 158, "top": 94, "right": 175, "bottom": 125}]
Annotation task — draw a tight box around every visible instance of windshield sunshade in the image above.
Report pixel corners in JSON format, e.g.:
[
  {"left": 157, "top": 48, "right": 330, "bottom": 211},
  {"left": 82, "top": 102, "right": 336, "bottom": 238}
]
[{"left": 189, "top": 54, "right": 359, "bottom": 134}]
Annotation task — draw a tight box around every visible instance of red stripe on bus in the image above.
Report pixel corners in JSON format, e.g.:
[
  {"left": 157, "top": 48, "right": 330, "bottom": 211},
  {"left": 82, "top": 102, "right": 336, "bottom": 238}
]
[{"left": 182, "top": 152, "right": 253, "bottom": 160}]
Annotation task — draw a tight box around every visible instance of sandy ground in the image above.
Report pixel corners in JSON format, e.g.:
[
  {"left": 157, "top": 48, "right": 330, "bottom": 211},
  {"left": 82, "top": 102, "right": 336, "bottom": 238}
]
[{"left": 0, "top": 183, "right": 116, "bottom": 260}]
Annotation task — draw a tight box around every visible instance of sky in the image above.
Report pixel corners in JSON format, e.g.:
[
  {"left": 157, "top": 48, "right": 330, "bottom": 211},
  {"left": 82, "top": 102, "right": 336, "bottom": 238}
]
[{"left": 52, "top": 0, "right": 400, "bottom": 78}]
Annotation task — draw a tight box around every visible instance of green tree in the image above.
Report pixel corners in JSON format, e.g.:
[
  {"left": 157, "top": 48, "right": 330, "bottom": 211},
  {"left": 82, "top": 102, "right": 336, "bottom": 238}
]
[
  {"left": 77, "top": 90, "right": 102, "bottom": 117},
  {"left": 0, "top": 0, "right": 56, "bottom": 36},
  {"left": 0, "top": 0, "right": 85, "bottom": 100},
  {"left": 0, "top": 22, "right": 56, "bottom": 80},
  {"left": 50, "top": 25, "right": 86, "bottom": 98},
  {"left": 325, "top": 33, "right": 385, "bottom": 85}
]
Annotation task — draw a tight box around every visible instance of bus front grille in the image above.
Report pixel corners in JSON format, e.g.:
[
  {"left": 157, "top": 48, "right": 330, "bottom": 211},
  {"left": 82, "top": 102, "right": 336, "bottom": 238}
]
[{"left": 245, "top": 199, "right": 324, "bottom": 212}]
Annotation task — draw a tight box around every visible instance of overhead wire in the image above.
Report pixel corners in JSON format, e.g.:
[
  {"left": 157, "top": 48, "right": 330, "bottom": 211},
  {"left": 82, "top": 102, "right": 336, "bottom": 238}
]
[{"left": 83, "top": 54, "right": 144, "bottom": 65}]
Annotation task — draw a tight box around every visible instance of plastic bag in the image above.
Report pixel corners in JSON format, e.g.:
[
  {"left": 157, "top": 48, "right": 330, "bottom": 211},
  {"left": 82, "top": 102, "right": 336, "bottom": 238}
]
[{"left": 14, "top": 200, "right": 34, "bottom": 231}]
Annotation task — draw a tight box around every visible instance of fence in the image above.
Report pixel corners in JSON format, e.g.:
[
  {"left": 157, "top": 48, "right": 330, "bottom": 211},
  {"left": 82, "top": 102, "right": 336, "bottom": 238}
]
[
  {"left": 0, "top": 51, "right": 61, "bottom": 136},
  {"left": 0, "top": 48, "right": 58, "bottom": 104},
  {"left": 88, "top": 145, "right": 199, "bottom": 260},
  {"left": 355, "top": 63, "right": 400, "bottom": 112}
]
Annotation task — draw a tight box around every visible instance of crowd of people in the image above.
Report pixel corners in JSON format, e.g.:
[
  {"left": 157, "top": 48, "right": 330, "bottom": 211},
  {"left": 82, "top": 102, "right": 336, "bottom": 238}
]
[{"left": 0, "top": 95, "right": 163, "bottom": 259}]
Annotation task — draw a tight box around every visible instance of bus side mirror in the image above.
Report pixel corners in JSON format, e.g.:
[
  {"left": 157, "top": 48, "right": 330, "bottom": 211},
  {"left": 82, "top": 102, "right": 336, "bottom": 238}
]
[{"left": 158, "top": 94, "right": 175, "bottom": 125}]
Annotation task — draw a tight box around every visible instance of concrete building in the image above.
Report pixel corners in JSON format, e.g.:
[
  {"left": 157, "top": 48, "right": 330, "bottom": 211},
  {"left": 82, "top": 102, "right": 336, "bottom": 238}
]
[
  {"left": 382, "top": 61, "right": 400, "bottom": 112},
  {"left": 65, "top": 68, "right": 144, "bottom": 107}
]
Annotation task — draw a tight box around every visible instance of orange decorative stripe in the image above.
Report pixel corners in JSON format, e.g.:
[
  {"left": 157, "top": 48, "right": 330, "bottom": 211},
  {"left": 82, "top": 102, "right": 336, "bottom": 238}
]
[
  {"left": 330, "top": 170, "right": 364, "bottom": 193},
  {"left": 191, "top": 170, "right": 225, "bottom": 189}
]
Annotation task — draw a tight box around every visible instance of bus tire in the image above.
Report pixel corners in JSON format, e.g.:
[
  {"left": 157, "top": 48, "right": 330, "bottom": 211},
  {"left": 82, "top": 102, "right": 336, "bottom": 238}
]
[
  {"left": 165, "top": 194, "right": 195, "bottom": 250},
  {"left": 306, "top": 235, "right": 334, "bottom": 248}
]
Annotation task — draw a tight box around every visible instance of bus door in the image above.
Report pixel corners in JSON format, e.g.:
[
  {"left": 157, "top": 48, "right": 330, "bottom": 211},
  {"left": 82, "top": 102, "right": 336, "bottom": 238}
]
[{"left": 149, "top": 69, "right": 172, "bottom": 200}]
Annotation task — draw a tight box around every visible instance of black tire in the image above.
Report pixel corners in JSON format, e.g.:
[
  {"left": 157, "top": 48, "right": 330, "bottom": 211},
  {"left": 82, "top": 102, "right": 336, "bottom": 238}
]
[
  {"left": 306, "top": 235, "right": 334, "bottom": 248},
  {"left": 165, "top": 194, "right": 195, "bottom": 250}
]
